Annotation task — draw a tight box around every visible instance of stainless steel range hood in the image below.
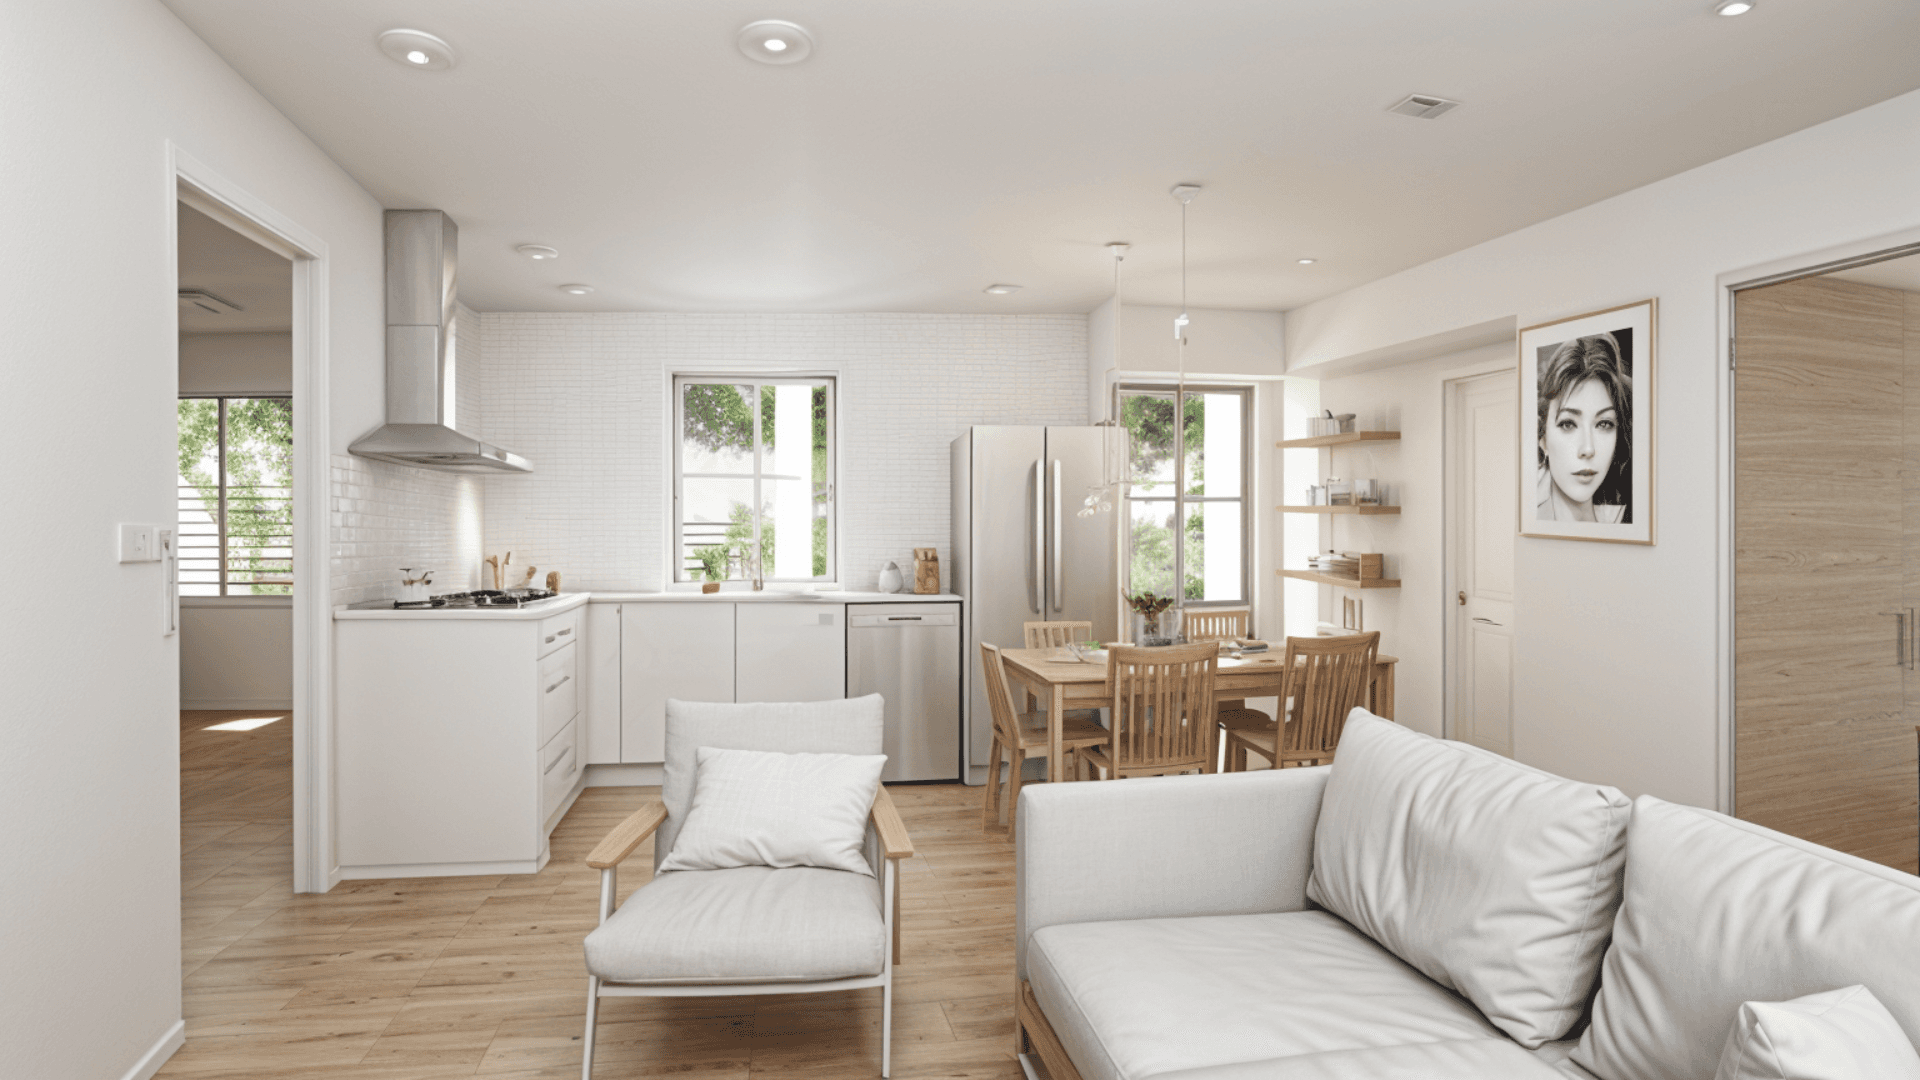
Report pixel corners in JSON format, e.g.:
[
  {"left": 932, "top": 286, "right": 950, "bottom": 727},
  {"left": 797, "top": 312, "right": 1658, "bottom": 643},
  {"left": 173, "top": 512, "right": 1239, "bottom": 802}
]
[{"left": 349, "top": 210, "right": 532, "bottom": 474}]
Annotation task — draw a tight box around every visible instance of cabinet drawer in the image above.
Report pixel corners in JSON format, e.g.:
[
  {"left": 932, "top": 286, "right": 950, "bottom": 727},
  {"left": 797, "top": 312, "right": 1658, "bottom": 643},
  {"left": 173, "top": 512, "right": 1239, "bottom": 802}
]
[
  {"left": 538, "top": 608, "right": 582, "bottom": 658},
  {"left": 539, "top": 642, "right": 578, "bottom": 746},
  {"left": 541, "top": 716, "right": 580, "bottom": 824}
]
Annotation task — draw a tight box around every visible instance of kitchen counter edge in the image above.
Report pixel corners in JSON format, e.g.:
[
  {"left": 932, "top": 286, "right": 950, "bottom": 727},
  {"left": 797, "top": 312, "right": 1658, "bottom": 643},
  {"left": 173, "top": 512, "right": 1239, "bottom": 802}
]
[{"left": 334, "top": 591, "right": 962, "bottom": 619}]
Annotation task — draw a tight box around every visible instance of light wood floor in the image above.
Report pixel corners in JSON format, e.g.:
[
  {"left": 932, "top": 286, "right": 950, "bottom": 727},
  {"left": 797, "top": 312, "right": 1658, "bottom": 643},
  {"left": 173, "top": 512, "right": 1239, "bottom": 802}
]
[{"left": 169, "top": 711, "right": 1026, "bottom": 1078}]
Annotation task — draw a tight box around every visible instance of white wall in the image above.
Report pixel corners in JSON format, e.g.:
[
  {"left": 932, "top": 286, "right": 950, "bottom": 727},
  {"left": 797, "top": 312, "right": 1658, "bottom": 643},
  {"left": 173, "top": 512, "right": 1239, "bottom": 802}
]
[
  {"left": 178, "top": 332, "right": 292, "bottom": 395},
  {"left": 1287, "top": 88, "right": 1920, "bottom": 808},
  {"left": 0, "top": 2, "right": 385, "bottom": 1077},
  {"left": 474, "top": 313, "right": 1087, "bottom": 591}
]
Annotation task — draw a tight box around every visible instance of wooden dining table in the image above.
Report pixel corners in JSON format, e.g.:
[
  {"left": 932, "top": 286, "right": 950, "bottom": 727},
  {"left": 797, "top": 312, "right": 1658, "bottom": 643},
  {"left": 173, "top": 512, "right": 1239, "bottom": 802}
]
[{"left": 998, "top": 646, "right": 1399, "bottom": 783}]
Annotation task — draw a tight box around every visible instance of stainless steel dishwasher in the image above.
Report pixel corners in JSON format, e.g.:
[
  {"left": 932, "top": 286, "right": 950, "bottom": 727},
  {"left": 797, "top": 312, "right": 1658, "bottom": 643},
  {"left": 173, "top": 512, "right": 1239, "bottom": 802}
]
[{"left": 847, "top": 603, "right": 961, "bottom": 782}]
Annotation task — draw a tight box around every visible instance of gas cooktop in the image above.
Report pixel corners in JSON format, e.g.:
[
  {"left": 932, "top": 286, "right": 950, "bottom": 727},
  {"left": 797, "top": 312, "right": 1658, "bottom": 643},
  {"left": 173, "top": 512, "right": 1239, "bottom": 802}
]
[{"left": 347, "top": 589, "right": 566, "bottom": 611}]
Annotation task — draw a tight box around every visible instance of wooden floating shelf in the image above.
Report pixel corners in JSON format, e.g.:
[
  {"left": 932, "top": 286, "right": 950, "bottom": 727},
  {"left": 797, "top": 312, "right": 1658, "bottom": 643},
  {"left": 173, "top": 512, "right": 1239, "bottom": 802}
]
[
  {"left": 1279, "top": 504, "right": 1401, "bottom": 516},
  {"left": 1277, "top": 431, "right": 1402, "bottom": 449},
  {"left": 1279, "top": 569, "right": 1402, "bottom": 589}
]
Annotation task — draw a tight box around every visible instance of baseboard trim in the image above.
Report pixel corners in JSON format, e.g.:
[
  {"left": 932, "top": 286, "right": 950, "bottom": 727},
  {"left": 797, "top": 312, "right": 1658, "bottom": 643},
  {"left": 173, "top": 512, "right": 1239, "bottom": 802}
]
[
  {"left": 181, "top": 698, "right": 294, "bottom": 711},
  {"left": 337, "top": 858, "right": 541, "bottom": 880},
  {"left": 120, "top": 1019, "right": 185, "bottom": 1080},
  {"left": 583, "top": 762, "right": 663, "bottom": 787}
]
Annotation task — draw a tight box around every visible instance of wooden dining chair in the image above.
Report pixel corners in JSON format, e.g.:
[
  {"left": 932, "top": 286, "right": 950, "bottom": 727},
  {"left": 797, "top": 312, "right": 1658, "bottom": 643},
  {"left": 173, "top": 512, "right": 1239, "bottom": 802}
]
[
  {"left": 980, "top": 643, "right": 1107, "bottom": 838},
  {"left": 1022, "top": 621, "right": 1099, "bottom": 715},
  {"left": 1079, "top": 641, "right": 1220, "bottom": 781},
  {"left": 1224, "top": 632, "right": 1379, "bottom": 773},
  {"left": 1182, "top": 608, "right": 1269, "bottom": 743}
]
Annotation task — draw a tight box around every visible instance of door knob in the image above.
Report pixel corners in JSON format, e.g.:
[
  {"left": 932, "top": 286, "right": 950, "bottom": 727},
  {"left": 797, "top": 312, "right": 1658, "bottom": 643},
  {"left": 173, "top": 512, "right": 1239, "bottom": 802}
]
[{"left": 1457, "top": 591, "right": 1467, "bottom": 606}]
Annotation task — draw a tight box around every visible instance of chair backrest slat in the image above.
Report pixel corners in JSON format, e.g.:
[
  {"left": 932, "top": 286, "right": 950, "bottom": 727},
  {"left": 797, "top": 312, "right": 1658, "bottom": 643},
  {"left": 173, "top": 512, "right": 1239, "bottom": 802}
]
[
  {"left": 1103, "top": 641, "right": 1219, "bottom": 775},
  {"left": 1183, "top": 607, "right": 1249, "bottom": 643},
  {"left": 1281, "top": 632, "right": 1380, "bottom": 762},
  {"left": 1024, "top": 621, "right": 1094, "bottom": 649},
  {"left": 979, "top": 643, "right": 1020, "bottom": 745}
]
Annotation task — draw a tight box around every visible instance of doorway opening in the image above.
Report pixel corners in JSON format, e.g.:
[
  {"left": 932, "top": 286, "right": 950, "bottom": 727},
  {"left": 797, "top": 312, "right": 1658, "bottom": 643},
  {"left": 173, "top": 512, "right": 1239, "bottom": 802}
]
[
  {"left": 1731, "top": 243, "right": 1920, "bottom": 873},
  {"left": 1443, "top": 370, "right": 1517, "bottom": 756}
]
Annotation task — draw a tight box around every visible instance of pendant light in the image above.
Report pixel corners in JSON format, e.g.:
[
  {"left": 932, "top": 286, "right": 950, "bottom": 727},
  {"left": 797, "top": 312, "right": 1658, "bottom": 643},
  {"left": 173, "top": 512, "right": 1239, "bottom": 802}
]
[{"left": 1169, "top": 183, "right": 1201, "bottom": 623}]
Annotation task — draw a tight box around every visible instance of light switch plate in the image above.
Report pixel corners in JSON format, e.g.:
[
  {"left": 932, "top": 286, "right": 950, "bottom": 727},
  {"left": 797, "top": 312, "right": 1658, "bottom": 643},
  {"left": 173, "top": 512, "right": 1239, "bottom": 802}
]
[{"left": 119, "top": 523, "right": 159, "bottom": 563}]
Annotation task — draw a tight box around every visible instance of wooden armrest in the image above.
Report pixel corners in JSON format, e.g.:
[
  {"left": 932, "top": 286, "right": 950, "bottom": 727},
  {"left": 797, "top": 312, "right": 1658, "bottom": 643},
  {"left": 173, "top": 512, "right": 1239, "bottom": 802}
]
[
  {"left": 586, "top": 801, "right": 668, "bottom": 869},
  {"left": 870, "top": 786, "right": 914, "bottom": 860}
]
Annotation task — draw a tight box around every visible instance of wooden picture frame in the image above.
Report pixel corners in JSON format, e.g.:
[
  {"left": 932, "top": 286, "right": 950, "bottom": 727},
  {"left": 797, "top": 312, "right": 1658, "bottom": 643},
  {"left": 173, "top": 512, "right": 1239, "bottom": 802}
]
[{"left": 1518, "top": 299, "right": 1656, "bottom": 545}]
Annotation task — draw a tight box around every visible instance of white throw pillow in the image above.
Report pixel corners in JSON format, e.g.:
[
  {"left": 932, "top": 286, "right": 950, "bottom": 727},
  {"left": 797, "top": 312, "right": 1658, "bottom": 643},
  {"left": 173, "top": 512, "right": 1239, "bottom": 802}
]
[
  {"left": 1305, "top": 710, "right": 1631, "bottom": 1049},
  {"left": 658, "top": 746, "right": 886, "bottom": 877},
  {"left": 1715, "top": 985, "right": 1920, "bottom": 1080}
]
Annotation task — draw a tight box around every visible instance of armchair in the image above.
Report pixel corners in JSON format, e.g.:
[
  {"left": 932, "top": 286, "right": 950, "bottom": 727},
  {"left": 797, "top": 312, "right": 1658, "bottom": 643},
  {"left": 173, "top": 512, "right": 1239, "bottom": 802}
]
[{"left": 579, "top": 695, "right": 914, "bottom": 1078}]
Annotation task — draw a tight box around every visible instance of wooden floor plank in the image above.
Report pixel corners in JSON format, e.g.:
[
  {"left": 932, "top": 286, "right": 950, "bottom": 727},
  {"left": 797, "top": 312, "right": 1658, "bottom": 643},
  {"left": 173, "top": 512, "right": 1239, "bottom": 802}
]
[{"left": 164, "top": 712, "right": 1025, "bottom": 1078}]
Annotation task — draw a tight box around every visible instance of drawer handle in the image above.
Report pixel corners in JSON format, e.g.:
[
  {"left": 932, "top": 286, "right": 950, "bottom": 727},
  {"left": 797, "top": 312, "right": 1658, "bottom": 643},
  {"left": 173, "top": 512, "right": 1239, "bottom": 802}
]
[
  {"left": 545, "top": 635, "right": 555, "bottom": 643},
  {"left": 557, "top": 627, "right": 572, "bottom": 637},
  {"left": 546, "top": 674, "right": 571, "bottom": 694},
  {"left": 544, "top": 746, "right": 575, "bottom": 776},
  {"left": 887, "top": 616, "right": 923, "bottom": 621}
]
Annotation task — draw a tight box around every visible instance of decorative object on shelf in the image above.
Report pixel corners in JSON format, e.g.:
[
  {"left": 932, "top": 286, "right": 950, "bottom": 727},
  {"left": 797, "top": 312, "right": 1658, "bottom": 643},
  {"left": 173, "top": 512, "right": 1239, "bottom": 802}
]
[
  {"left": 1126, "top": 591, "right": 1181, "bottom": 646},
  {"left": 1355, "top": 479, "right": 1380, "bottom": 506},
  {"left": 913, "top": 548, "right": 940, "bottom": 594},
  {"left": 878, "top": 560, "right": 904, "bottom": 594},
  {"left": 1327, "top": 478, "right": 1353, "bottom": 506},
  {"left": 1307, "top": 411, "right": 1358, "bottom": 437},
  {"left": 1307, "top": 484, "right": 1326, "bottom": 506},
  {"left": 1357, "top": 553, "right": 1384, "bottom": 580},
  {"left": 1519, "top": 298, "right": 1656, "bottom": 545},
  {"left": 546, "top": 571, "right": 562, "bottom": 593},
  {"left": 399, "top": 567, "right": 434, "bottom": 603},
  {"left": 1342, "top": 595, "right": 1365, "bottom": 631}
]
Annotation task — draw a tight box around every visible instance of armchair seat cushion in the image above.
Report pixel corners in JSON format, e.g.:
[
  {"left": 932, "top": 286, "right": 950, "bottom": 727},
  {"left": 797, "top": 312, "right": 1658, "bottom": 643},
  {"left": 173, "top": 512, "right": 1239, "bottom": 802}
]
[
  {"left": 584, "top": 865, "right": 885, "bottom": 985},
  {"left": 1027, "top": 909, "right": 1504, "bottom": 1080}
]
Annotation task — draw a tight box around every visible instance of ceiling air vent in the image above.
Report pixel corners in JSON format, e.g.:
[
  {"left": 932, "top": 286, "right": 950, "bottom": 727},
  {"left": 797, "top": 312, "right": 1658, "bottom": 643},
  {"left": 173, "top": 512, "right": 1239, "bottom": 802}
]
[
  {"left": 178, "top": 289, "right": 244, "bottom": 315},
  {"left": 1387, "top": 94, "right": 1461, "bottom": 120}
]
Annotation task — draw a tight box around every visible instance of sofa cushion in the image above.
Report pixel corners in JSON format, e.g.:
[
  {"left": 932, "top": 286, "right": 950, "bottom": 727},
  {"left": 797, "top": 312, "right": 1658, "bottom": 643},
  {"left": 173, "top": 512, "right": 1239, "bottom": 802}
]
[
  {"left": 1714, "top": 985, "right": 1920, "bottom": 1080},
  {"left": 1572, "top": 797, "right": 1920, "bottom": 1080},
  {"left": 1027, "top": 909, "right": 1504, "bottom": 1080},
  {"left": 1305, "top": 711, "right": 1630, "bottom": 1048},
  {"left": 1140, "top": 1039, "right": 1568, "bottom": 1080},
  {"left": 583, "top": 865, "right": 884, "bottom": 984}
]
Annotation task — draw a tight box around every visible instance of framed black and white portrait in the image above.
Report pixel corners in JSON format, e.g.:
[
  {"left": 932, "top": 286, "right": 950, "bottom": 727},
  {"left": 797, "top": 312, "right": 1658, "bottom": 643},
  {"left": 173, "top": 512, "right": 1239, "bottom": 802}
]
[{"left": 1518, "top": 299, "right": 1655, "bottom": 545}]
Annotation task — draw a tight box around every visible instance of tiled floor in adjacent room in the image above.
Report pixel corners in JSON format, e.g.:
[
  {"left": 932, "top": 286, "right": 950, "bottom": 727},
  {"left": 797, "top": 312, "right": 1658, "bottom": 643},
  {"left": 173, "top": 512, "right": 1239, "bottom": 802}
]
[{"left": 169, "top": 710, "right": 1025, "bottom": 1078}]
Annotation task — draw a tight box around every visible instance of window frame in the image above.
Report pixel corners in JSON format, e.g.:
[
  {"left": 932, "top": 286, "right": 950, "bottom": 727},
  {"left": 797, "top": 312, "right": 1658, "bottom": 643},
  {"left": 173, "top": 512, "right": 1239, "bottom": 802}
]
[
  {"left": 671, "top": 373, "right": 838, "bottom": 585},
  {"left": 1115, "top": 381, "right": 1253, "bottom": 608},
  {"left": 177, "top": 393, "right": 295, "bottom": 597}
]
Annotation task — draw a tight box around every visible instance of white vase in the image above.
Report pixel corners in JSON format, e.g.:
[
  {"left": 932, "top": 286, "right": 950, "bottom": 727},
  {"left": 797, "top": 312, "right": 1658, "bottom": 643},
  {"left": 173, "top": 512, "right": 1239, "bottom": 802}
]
[{"left": 877, "top": 561, "right": 904, "bottom": 594}]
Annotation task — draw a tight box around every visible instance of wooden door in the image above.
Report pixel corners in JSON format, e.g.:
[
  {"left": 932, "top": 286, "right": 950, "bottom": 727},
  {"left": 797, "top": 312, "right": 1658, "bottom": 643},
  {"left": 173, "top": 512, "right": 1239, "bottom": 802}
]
[
  {"left": 1448, "top": 372, "right": 1517, "bottom": 756},
  {"left": 1735, "top": 275, "right": 1916, "bottom": 871}
]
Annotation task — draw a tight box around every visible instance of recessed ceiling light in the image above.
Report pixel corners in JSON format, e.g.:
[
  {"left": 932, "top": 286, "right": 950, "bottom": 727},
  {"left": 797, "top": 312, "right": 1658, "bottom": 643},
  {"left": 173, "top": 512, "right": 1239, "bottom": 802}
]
[
  {"left": 559, "top": 284, "right": 595, "bottom": 296},
  {"left": 378, "top": 29, "right": 456, "bottom": 71},
  {"left": 738, "top": 20, "right": 813, "bottom": 65},
  {"left": 1297, "top": 258, "right": 1317, "bottom": 265},
  {"left": 517, "top": 245, "right": 559, "bottom": 261},
  {"left": 983, "top": 284, "right": 1021, "bottom": 296},
  {"left": 1387, "top": 93, "right": 1461, "bottom": 120},
  {"left": 1714, "top": 0, "right": 1754, "bottom": 14}
]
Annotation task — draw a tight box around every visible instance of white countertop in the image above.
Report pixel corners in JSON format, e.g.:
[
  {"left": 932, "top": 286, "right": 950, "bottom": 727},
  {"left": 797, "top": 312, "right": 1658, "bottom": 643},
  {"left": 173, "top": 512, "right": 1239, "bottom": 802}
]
[
  {"left": 588, "top": 590, "right": 960, "bottom": 604},
  {"left": 333, "top": 593, "right": 591, "bottom": 621},
  {"left": 333, "top": 591, "right": 958, "bottom": 619}
]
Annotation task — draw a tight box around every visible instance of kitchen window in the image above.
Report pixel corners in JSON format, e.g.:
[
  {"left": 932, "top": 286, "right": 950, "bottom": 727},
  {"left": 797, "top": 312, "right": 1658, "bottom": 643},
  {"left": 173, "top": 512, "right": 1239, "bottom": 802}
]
[
  {"left": 673, "top": 375, "right": 835, "bottom": 584},
  {"left": 177, "top": 396, "right": 293, "bottom": 596},
  {"left": 1118, "top": 384, "right": 1251, "bottom": 605}
]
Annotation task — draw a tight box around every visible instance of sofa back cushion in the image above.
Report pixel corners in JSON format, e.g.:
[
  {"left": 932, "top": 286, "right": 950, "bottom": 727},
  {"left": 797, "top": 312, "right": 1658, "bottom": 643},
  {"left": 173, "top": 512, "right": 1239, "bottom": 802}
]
[
  {"left": 1572, "top": 796, "right": 1920, "bottom": 1080},
  {"left": 1306, "top": 711, "right": 1631, "bottom": 1048}
]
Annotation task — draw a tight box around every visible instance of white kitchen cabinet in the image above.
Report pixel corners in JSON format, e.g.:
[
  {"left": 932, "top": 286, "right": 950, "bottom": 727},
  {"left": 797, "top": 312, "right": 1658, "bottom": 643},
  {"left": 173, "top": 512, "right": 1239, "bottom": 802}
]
[
  {"left": 620, "top": 602, "right": 735, "bottom": 764},
  {"left": 584, "top": 602, "right": 622, "bottom": 764},
  {"left": 333, "top": 597, "right": 590, "bottom": 878},
  {"left": 735, "top": 603, "right": 846, "bottom": 703}
]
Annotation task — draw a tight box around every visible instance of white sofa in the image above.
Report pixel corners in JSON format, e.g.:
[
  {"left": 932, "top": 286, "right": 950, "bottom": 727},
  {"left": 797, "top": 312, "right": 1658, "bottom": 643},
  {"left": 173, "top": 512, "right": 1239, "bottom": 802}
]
[{"left": 1014, "top": 711, "right": 1920, "bottom": 1080}]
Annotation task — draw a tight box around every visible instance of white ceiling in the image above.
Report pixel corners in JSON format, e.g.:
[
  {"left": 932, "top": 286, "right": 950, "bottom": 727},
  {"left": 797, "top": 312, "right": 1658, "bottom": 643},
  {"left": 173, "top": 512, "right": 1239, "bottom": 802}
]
[
  {"left": 1828, "top": 252, "right": 1920, "bottom": 293},
  {"left": 178, "top": 203, "right": 291, "bottom": 333},
  {"left": 161, "top": 0, "right": 1920, "bottom": 315}
]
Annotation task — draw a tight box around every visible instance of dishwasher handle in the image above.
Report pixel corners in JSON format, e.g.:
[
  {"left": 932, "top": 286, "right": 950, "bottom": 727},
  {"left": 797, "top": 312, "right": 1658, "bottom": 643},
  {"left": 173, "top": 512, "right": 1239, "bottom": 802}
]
[{"left": 849, "top": 608, "right": 958, "bottom": 628}]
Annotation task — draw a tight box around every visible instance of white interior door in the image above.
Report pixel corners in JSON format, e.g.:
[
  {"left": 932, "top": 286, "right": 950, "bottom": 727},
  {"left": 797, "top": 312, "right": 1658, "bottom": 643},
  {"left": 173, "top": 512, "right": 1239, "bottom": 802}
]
[{"left": 1448, "top": 372, "right": 1517, "bottom": 755}]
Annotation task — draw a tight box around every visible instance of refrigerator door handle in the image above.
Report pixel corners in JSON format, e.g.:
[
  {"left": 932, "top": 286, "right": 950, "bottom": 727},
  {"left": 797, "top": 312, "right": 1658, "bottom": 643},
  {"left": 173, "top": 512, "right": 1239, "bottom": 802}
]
[
  {"left": 1029, "top": 457, "right": 1044, "bottom": 614},
  {"left": 1050, "top": 459, "right": 1064, "bottom": 612}
]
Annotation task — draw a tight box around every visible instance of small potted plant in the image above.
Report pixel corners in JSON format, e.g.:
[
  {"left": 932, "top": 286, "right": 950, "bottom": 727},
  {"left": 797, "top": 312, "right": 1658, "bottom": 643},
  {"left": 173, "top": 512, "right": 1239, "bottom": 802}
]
[
  {"left": 695, "top": 545, "right": 729, "bottom": 593},
  {"left": 1126, "top": 591, "right": 1180, "bottom": 646}
]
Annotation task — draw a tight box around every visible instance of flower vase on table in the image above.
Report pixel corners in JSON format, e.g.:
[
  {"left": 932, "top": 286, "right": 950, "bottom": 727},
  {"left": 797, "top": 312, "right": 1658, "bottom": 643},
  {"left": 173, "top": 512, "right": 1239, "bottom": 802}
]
[{"left": 1126, "top": 592, "right": 1181, "bottom": 647}]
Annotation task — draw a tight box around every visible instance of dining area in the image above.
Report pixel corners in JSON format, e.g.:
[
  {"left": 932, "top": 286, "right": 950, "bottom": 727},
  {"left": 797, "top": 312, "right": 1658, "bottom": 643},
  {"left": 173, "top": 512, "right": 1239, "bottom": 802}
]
[{"left": 977, "top": 609, "right": 1398, "bottom": 835}]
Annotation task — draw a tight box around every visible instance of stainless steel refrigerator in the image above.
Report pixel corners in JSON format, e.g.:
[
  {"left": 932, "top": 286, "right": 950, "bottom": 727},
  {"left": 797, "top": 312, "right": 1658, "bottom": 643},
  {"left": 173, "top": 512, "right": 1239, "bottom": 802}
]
[{"left": 951, "top": 426, "right": 1117, "bottom": 782}]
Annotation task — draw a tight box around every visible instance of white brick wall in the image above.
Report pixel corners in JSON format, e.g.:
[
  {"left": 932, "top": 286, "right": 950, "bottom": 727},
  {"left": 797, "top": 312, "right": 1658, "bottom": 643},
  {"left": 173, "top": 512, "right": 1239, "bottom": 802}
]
[
  {"left": 477, "top": 313, "right": 1087, "bottom": 591},
  {"left": 327, "top": 304, "right": 489, "bottom": 606}
]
